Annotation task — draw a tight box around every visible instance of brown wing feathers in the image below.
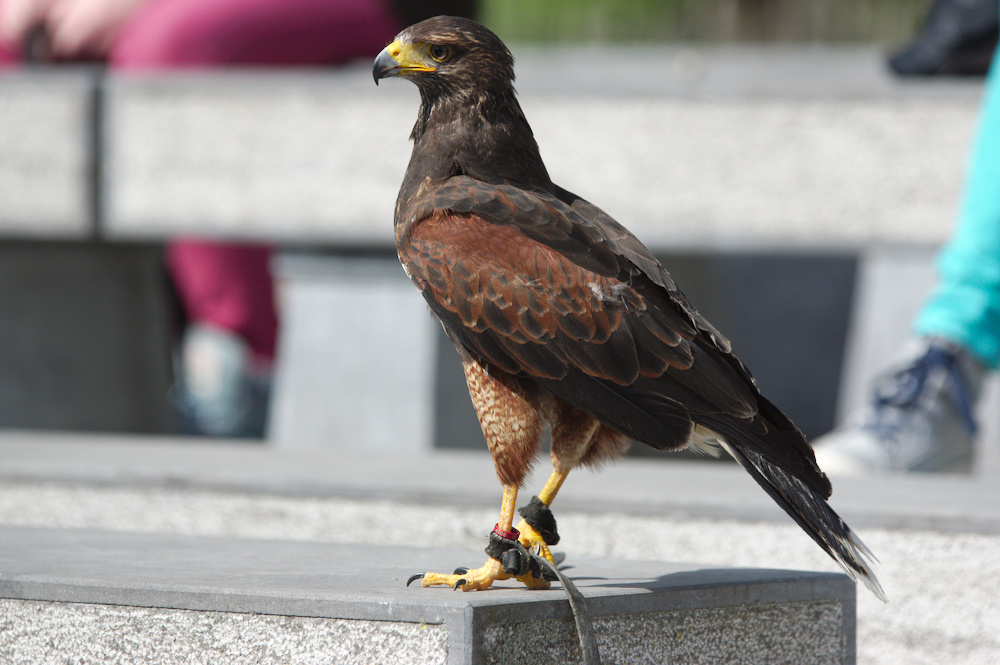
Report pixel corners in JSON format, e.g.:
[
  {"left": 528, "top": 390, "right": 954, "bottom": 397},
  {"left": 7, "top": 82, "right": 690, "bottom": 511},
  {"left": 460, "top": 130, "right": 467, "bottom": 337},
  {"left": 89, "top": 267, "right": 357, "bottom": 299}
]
[
  {"left": 403, "top": 207, "right": 755, "bottom": 421},
  {"left": 400, "top": 179, "right": 836, "bottom": 492},
  {"left": 404, "top": 210, "right": 695, "bottom": 383}
]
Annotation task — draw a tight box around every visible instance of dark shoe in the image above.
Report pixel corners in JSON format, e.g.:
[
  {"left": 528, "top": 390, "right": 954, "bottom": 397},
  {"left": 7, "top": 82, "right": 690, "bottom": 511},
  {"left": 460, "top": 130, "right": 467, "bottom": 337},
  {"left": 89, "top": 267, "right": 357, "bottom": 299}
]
[{"left": 889, "top": 0, "right": 999, "bottom": 76}]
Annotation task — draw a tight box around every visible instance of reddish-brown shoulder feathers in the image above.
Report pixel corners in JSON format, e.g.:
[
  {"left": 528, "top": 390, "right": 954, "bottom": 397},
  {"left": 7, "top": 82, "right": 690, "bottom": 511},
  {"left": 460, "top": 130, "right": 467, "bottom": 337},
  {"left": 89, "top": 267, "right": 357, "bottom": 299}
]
[{"left": 404, "top": 211, "right": 698, "bottom": 379}]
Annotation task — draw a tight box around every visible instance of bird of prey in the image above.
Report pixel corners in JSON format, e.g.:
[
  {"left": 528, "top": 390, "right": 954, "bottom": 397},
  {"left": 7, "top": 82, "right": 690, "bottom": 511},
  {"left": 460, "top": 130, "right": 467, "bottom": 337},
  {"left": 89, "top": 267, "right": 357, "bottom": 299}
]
[{"left": 373, "top": 16, "right": 885, "bottom": 601}]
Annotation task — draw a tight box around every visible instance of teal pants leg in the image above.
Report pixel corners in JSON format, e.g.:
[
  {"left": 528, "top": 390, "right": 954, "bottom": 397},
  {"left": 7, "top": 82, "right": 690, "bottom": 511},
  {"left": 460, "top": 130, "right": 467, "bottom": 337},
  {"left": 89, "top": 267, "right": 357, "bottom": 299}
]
[{"left": 915, "top": 42, "right": 1000, "bottom": 369}]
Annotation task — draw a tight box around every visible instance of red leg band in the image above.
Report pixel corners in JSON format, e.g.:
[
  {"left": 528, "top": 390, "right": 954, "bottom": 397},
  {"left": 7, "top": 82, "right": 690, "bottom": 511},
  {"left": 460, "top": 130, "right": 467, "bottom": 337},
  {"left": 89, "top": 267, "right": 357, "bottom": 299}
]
[{"left": 493, "top": 524, "right": 520, "bottom": 541}]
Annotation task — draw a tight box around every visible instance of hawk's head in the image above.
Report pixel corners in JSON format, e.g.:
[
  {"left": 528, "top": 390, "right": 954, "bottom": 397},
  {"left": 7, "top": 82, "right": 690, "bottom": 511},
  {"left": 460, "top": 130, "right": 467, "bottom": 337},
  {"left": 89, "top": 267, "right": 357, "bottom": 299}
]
[{"left": 373, "top": 16, "right": 514, "bottom": 98}]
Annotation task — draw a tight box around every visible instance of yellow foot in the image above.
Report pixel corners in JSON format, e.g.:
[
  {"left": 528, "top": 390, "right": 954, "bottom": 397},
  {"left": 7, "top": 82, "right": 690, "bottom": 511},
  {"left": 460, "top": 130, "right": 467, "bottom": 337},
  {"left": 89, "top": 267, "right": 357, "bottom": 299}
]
[
  {"left": 408, "top": 558, "right": 507, "bottom": 591},
  {"left": 407, "top": 554, "right": 550, "bottom": 591}
]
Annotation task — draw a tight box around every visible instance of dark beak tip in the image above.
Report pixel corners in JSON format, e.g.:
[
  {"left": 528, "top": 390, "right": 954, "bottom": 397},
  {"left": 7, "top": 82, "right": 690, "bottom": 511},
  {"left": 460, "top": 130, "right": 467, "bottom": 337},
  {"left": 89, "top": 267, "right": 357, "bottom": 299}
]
[{"left": 372, "top": 49, "right": 400, "bottom": 86}]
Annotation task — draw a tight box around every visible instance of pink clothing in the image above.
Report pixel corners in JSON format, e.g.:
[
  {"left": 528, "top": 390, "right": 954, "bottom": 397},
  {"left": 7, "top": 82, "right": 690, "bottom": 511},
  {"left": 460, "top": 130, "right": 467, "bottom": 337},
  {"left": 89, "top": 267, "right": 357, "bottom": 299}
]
[
  {"left": 0, "top": 27, "right": 16, "bottom": 64},
  {"left": 0, "top": 0, "right": 401, "bottom": 67},
  {"left": 165, "top": 241, "right": 278, "bottom": 362},
  {"left": 111, "top": 0, "right": 400, "bottom": 68}
]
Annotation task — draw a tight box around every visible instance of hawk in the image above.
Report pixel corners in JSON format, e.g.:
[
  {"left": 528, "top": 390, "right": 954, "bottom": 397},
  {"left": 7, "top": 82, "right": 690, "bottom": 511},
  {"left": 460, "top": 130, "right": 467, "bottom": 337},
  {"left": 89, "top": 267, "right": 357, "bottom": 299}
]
[{"left": 373, "top": 16, "right": 885, "bottom": 601}]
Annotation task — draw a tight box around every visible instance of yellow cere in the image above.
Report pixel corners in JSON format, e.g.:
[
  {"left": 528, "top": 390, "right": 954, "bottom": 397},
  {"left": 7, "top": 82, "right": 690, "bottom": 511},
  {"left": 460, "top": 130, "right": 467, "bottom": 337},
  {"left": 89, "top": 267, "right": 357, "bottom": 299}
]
[{"left": 386, "top": 40, "right": 437, "bottom": 74}]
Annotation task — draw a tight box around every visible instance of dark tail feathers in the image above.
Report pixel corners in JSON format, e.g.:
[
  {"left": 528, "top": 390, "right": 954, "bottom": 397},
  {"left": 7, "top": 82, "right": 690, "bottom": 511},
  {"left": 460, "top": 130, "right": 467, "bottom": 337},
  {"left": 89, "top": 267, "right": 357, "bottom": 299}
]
[{"left": 720, "top": 439, "right": 887, "bottom": 602}]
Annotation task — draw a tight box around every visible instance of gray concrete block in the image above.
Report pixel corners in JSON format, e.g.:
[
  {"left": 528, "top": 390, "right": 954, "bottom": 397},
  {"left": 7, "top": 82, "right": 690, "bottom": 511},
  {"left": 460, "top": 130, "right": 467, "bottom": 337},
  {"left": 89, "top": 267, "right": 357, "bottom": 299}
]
[
  {"left": 1, "top": 434, "right": 998, "bottom": 665},
  {"left": 1, "top": 431, "right": 999, "bottom": 533},
  {"left": 837, "top": 245, "right": 940, "bottom": 421},
  {"left": 482, "top": 600, "right": 848, "bottom": 665},
  {"left": 0, "top": 70, "right": 97, "bottom": 237},
  {"left": 268, "top": 254, "right": 438, "bottom": 451},
  {"left": 524, "top": 97, "right": 973, "bottom": 251},
  {"left": 0, "top": 526, "right": 855, "bottom": 665},
  {"left": 976, "top": 375, "right": 1000, "bottom": 478},
  {"left": 102, "top": 70, "right": 411, "bottom": 244}
]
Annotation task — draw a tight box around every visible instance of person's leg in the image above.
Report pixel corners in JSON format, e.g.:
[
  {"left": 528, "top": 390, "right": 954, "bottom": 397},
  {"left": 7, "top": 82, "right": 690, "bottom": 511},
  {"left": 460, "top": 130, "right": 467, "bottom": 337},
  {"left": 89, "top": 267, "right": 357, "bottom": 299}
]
[
  {"left": 0, "top": 39, "right": 17, "bottom": 64},
  {"left": 165, "top": 241, "right": 277, "bottom": 365},
  {"left": 165, "top": 240, "right": 277, "bottom": 438},
  {"left": 915, "top": 45, "right": 1000, "bottom": 369},
  {"left": 813, "top": 39, "right": 1000, "bottom": 474},
  {"left": 111, "top": 0, "right": 402, "bottom": 435}
]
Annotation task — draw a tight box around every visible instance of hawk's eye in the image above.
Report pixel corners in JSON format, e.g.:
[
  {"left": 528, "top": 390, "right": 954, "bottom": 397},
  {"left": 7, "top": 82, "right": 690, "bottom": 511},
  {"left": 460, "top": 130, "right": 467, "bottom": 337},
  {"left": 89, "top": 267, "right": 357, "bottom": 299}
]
[{"left": 429, "top": 44, "right": 452, "bottom": 62}]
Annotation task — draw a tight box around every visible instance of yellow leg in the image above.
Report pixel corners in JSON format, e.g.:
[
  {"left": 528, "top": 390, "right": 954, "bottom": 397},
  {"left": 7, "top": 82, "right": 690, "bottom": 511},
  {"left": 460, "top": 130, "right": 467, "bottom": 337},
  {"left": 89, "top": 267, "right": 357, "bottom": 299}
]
[
  {"left": 515, "top": 469, "right": 570, "bottom": 562},
  {"left": 410, "top": 485, "right": 549, "bottom": 591},
  {"left": 537, "top": 469, "right": 569, "bottom": 505},
  {"left": 498, "top": 483, "right": 518, "bottom": 532}
]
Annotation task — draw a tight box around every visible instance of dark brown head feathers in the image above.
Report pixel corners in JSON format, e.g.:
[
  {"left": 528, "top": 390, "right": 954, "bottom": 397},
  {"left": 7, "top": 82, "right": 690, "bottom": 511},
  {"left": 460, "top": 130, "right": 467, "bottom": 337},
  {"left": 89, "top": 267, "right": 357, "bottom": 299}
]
[
  {"left": 379, "top": 16, "right": 551, "bottom": 198},
  {"left": 396, "top": 16, "right": 515, "bottom": 95}
]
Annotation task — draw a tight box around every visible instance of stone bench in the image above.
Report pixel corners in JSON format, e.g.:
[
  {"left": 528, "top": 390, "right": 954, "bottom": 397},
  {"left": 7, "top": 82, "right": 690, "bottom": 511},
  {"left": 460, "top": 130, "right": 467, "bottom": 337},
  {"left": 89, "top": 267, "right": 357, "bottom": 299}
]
[
  {"left": 1, "top": 49, "right": 983, "bottom": 254},
  {"left": 0, "top": 527, "right": 856, "bottom": 665},
  {"left": 98, "top": 47, "right": 980, "bottom": 248}
]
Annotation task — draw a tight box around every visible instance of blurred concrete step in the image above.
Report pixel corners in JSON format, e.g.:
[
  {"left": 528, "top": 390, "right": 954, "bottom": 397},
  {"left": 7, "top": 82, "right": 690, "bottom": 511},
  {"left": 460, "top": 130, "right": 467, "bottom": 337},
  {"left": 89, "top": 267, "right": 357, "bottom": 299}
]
[
  {"left": 1, "top": 431, "right": 998, "bottom": 532},
  {"left": 0, "top": 526, "right": 855, "bottom": 665}
]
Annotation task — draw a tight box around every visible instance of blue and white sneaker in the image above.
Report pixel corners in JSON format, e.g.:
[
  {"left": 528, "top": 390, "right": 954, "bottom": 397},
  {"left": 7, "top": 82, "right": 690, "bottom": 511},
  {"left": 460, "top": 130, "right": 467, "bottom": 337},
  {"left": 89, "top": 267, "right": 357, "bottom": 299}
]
[
  {"left": 814, "top": 338, "right": 984, "bottom": 475},
  {"left": 172, "top": 324, "right": 271, "bottom": 438}
]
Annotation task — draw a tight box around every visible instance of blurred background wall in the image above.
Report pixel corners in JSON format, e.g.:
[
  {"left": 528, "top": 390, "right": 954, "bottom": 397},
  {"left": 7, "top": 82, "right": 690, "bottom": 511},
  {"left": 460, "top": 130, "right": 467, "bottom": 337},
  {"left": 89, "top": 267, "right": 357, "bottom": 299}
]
[{"left": 480, "top": 0, "right": 928, "bottom": 44}]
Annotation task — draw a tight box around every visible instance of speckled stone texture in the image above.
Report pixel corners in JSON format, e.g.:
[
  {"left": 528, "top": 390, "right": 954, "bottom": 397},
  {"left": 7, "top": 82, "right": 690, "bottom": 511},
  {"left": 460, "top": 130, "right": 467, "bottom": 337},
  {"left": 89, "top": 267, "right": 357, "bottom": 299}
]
[
  {"left": 0, "top": 598, "right": 448, "bottom": 665},
  {"left": 483, "top": 600, "right": 846, "bottom": 665}
]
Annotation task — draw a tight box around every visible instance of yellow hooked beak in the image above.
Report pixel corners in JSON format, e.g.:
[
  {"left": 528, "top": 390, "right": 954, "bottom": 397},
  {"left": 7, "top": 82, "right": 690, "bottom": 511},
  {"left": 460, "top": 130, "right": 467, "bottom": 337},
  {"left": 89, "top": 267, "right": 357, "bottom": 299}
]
[{"left": 373, "top": 40, "right": 437, "bottom": 84}]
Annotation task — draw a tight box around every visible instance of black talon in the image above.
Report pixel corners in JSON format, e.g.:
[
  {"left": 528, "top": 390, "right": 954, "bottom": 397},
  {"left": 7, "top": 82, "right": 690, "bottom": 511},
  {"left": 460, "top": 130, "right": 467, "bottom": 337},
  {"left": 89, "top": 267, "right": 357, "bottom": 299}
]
[
  {"left": 453, "top": 578, "right": 467, "bottom": 590},
  {"left": 453, "top": 567, "right": 469, "bottom": 575},
  {"left": 406, "top": 573, "right": 424, "bottom": 587}
]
